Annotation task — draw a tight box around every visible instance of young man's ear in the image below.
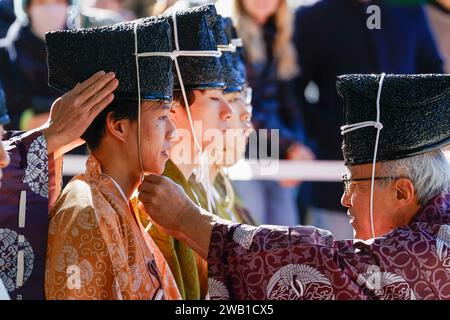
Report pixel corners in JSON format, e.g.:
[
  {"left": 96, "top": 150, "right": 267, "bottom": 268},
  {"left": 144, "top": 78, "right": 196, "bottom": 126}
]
[
  {"left": 105, "top": 112, "right": 130, "bottom": 143},
  {"left": 169, "top": 101, "right": 183, "bottom": 122}
]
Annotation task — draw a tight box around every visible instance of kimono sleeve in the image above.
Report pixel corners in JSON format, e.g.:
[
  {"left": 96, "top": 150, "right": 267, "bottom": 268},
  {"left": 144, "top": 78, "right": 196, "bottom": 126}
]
[
  {"left": 0, "top": 130, "right": 52, "bottom": 300},
  {"left": 207, "top": 222, "right": 367, "bottom": 300}
]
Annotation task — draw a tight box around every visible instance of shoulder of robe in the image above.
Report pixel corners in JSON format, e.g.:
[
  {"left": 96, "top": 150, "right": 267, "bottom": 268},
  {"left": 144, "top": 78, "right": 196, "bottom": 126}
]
[{"left": 49, "top": 177, "right": 97, "bottom": 222}]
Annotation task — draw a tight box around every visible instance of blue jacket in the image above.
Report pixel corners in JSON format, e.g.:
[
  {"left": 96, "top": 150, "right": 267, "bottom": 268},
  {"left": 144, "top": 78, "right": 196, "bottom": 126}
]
[
  {"left": 294, "top": 0, "right": 443, "bottom": 211},
  {"left": 0, "top": 5, "right": 62, "bottom": 130}
]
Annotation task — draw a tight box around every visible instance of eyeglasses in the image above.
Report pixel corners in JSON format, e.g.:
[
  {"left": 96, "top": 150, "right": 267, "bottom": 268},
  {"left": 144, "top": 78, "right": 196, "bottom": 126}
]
[{"left": 341, "top": 173, "right": 399, "bottom": 194}]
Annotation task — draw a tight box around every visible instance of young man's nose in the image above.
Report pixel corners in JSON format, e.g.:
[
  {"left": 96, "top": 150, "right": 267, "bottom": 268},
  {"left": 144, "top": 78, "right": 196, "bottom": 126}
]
[
  {"left": 166, "top": 118, "right": 177, "bottom": 141},
  {"left": 219, "top": 97, "right": 233, "bottom": 121}
]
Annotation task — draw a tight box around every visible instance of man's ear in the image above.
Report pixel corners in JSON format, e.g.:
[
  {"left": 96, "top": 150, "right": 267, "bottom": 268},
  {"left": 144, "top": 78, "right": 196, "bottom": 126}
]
[
  {"left": 395, "top": 178, "right": 416, "bottom": 205},
  {"left": 105, "top": 112, "right": 130, "bottom": 143}
]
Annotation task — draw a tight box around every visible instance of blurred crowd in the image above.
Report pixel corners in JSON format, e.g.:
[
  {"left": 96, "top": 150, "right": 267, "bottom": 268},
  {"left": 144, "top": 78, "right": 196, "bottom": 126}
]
[{"left": 1, "top": 0, "right": 448, "bottom": 238}]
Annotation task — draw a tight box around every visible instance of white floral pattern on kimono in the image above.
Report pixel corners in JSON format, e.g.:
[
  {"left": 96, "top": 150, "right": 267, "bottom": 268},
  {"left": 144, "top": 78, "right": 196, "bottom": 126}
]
[{"left": 22, "top": 135, "right": 48, "bottom": 198}]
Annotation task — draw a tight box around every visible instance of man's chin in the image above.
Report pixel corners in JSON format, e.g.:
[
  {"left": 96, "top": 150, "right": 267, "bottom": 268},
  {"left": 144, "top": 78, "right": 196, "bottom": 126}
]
[
  {"left": 353, "top": 230, "right": 372, "bottom": 241},
  {"left": 142, "top": 161, "right": 167, "bottom": 176},
  {"left": 157, "top": 157, "right": 170, "bottom": 173}
]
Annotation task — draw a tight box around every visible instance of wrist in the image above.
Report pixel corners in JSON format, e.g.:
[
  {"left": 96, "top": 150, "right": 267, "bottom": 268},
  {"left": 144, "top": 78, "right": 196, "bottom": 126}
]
[
  {"left": 179, "top": 206, "right": 218, "bottom": 260},
  {"left": 41, "top": 126, "right": 59, "bottom": 155}
]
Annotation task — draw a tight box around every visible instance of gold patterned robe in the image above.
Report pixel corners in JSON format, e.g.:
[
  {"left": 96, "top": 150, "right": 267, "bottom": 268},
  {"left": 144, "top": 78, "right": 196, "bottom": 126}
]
[{"left": 45, "top": 156, "right": 181, "bottom": 300}]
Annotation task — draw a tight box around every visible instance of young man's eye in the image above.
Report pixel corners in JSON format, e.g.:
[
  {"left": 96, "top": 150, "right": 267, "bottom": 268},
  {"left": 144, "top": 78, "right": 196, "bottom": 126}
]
[{"left": 159, "top": 116, "right": 169, "bottom": 121}]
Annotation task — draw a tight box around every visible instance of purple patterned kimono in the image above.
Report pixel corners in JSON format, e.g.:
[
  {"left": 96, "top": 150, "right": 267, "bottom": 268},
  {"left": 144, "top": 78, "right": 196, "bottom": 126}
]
[
  {"left": 207, "top": 193, "right": 450, "bottom": 300},
  {"left": 0, "top": 131, "right": 57, "bottom": 300}
]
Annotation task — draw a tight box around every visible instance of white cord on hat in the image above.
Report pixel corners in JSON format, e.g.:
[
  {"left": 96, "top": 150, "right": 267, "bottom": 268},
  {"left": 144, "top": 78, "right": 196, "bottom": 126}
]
[
  {"left": 231, "top": 38, "right": 243, "bottom": 48},
  {"left": 218, "top": 44, "right": 237, "bottom": 53},
  {"left": 340, "top": 72, "right": 386, "bottom": 239},
  {"left": 133, "top": 22, "right": 145, "bottom": 181},
  {"left": 136, "top": 50, "right": 222, "bottom": 60},
  {"left": 217, "top": 37, "right": 243, "bottom": 53}
]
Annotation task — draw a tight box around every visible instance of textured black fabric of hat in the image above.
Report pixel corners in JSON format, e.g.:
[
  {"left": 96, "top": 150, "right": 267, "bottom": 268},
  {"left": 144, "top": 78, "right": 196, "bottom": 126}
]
[
  {"left": 158, "top": 5, "right": 225, "bottom": 90},
  {"left": 337, "top": 74, "right": 450, "bottom": 166},
  {"left": 46, "top": 18, "right": 174, "bottom": 102},
  {"left": 222, "top": 17, "right": 246, "bottom": 93},
  {"left": 0, "top": 81, "right": 9, "bottom": 126}
]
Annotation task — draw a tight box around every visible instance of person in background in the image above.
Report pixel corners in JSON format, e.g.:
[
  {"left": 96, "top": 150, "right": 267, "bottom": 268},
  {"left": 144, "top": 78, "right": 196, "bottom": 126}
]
[
  {"left": 92, "top": 0, "right": 135, "bottom": 21},
  {"left": 149, "top": 0, "right": 214, "bottom": 16},
  {"left": 216, "top": 0, "right": 314, "bottom": 226},
  {"left": 427, "top": 0, "right": 450, "bottom": 73},
  {"left": 294, "top": 0, "right": 443, "bottom": 239},
  {"left": 137, "top": 9, "right": 233, "bottom": 300},
  {"left": 188, "top": 17, "right": 258, "bottom": 226},
  {"left": 203, "top": 85, "right": 258, "bottom": 226},
  {"left": 0, "top": 0, "right": 70, "bottom": 131}
]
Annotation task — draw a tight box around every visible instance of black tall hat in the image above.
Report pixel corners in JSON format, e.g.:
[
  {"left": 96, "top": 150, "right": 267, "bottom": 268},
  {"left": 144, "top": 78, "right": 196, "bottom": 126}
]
[
  {"left": 46, "top": 18, "right": 174, "bottom": 102},
  {"left": 0, "top": 81, "right": 9, "bottom": 126},
  {"left": 223, "top": 17, "right": 246, "bottom": 92},
  {"left": 211, "top": 16, "right": 242, "bottom": 93},
  {"left": 337, "top": 74, "right": 450, "bottom": 166},
  {"left": 158, "top": 4, "right": 225, "bottom": 90}
]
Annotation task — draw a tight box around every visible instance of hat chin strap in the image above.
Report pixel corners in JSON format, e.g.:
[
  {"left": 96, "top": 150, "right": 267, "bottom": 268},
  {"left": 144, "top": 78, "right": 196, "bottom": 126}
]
[
  {"left": 133, "top": 13, "right": 222, "bottom": 212},
  {"left": 340, "top": 72, "right": 386, "bottom": 239}
]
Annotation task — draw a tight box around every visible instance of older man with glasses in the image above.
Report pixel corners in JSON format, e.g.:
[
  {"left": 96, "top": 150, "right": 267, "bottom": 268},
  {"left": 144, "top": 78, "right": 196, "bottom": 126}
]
[{"left": 138, "top": 73, "right": 450, "bottom": 300}]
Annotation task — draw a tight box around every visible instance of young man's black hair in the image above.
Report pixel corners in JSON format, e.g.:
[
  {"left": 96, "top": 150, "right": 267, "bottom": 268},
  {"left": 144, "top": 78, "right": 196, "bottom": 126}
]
[{"left": 81, "top": 99, "right": 138, "bottom": 151}]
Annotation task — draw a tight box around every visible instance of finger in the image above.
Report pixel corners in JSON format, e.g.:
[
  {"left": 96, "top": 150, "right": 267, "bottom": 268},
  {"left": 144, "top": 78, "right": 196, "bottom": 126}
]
[
  {"left": 71, "top": 71, "right": 106, "bottom": 95},
  {"left": 138, "top": 181, "right": 166, "bottom": 200},
  {"left": 84, "top": 78, "right": 119, "bottom": 112},
  {"left": 138, "top": 180, "right": 157, "bottom": 193},
  {"left": 78, "top": 72, "right": 116, "bottom": 105},
  {"left": 87, "top": 93, "right": 114, "bottom": 120},
  {"left": 143, "top": 173, "right": 167, "bottom": 183},
  {"left": 137, "top": 189, "right": 157, "bottom": 204}
]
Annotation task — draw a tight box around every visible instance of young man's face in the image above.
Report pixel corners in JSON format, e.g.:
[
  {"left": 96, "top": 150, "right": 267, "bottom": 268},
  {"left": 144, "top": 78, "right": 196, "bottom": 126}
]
[
  {"left": 129, "top": 102, "right": 176, "bottom": 174},
  {"left": 170, "top": 89, "right": 233, "bottom": 164},
  {"left": 0, "top": 125, "right": 10, "bottom": 188},
  {"left": 222, "top": 91, "right": 253, "bottom": 167}
]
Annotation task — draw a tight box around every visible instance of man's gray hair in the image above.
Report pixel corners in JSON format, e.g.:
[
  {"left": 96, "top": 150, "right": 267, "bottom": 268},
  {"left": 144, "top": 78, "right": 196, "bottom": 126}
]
[{"left": 379, "top": 149, "right": 450, "bottom": 205}]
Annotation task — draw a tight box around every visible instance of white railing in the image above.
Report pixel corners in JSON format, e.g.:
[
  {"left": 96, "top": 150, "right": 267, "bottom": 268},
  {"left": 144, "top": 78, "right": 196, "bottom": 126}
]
[
  {"left": 62, "top": 149, "right": 450, "bottom": 181},
  {"left": 62, "top": 155, "right": 345, "bottom": 181}
]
